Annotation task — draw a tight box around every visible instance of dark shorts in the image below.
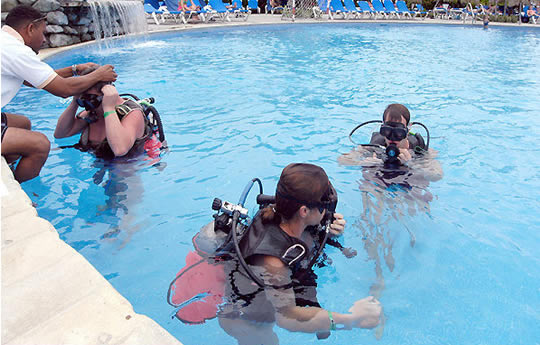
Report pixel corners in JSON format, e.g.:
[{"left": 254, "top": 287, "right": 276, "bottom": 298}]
[{"left": 1, "top": 112, "right": 7, "bottom": 143}]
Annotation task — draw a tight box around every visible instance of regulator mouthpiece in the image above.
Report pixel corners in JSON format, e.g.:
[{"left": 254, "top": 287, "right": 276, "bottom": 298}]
[{"left": 385, "top": 144, "right": 400, "bottom": 163}]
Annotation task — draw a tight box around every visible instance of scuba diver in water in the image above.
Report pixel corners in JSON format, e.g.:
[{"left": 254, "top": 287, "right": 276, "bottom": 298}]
[
  {"left": 338, "top": 104, "right": 443, "bottom": 337},
  {"left": 53, "top": 66, "right": 167, "bottom": 246},
  {"left": 54, "top": 66, "right": 165, "bottom": 160},
  {"left": 339, "top": 103, "right": 443, "bottom": 181},
  {"left": 168, "top": 163, "right": 381, "bottom": 345}
]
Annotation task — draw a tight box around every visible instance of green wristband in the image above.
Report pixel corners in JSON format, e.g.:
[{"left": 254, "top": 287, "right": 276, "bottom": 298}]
[
  {"left": 327, "top": 310, "right": 336, "bottom": 331},
  {"left": 103, "top": 110, "right": 115, "bottom": 118}
]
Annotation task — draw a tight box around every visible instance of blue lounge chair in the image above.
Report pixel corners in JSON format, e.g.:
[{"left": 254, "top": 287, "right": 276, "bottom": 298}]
[
  {"left": 182, "top": 0, "right": 209, "bottom": 22},
  {"left": 231, "top": 0, "right": 251, "bottom": 20},
  {"left": 357, "top": 1, "right": 376, "bottom": 18},
  {"left": 342, "top": 0, "right": 362, "bottom": 18},
  {"left": 330, "top": 0, "right": 354, "bottom": 19},
  {"left": 144, "top": 1, "right": 165, "bottom": 25},
  {"left": 382, "top": 0, "right": 399, "bottom": 18},
  {"left": 207, "top": 0, "right": 232, "bottom": 21},
  {"left": 395, "top": 0, "right": 413, "bottom": 18},
  {"left": 413, "top": 3, "right": 428, "bottom": 17},
  {"left": 522, "top": 5, "right": 539, "bottom": 24},
  {"left": 461, "top": 4, "right": 475, "bottom": 22},
  {"left": 192, "top": 0, "right": 217, "bottom": 21},
  {"left": 313, "top": 0, "right": 329, "bottom": 19},
  {"left": 247, "top": 0, "right": 260, "bottom": 13},
  {"left": 266, "top": 0, "right": 285, "bottom": 14},
  {"left": 146, "top": 0, "right": 163, "bottom": 8},
  {"left": 370, "top": 0, "right": 388, "bottom": 18},
  {"left": 433, "top": 4, "right": 449, "bottom": 19},
  {"left": 162, "top": 0, "right": 186, "bottom": 23}
]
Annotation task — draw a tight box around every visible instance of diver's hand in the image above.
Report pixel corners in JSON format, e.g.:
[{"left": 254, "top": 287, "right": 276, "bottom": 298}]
[
  {"left": 348, "top": 296, "right": 382, "bottom": 329},
  {"left": 398, "top": 148, "right": 412, "bottom": 164},
  {"left": 329, "top": 213, "right": 346, "bottom": 236},
  {"left": 96, "top": 64, "right": 117, "bottom": 82},
  {"left": 363, "top": 153, "right": 384, "bottom": 165},
  {"left": 101, "top": 84, "right": 118, "bottom": 110}
]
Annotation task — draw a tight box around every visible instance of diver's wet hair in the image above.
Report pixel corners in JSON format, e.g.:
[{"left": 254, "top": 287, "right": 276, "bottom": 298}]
[
  {"left": 5, "top": 5, "right": 45, "bottom": 30},
  {"left": 383, "top": 104, "right": 410, "bottom": 125},
  {"left": 80, "top": 66, "right": 111, "bottom": 94},
  {"left": 261, "top": 163, "right": 329, "bottom": 224}
]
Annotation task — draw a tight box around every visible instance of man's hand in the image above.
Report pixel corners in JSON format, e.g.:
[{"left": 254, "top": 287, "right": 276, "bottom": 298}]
[
  {"left": 329, "top": 212, "right": 346, "bottom": 236},
  {"left": 75, "top": 62, "right": 99, "bottom": 74},
  {"left": 101, "top": 84, "right": 119, "bottom": 110},
  {"left": 96, "top": 65, "right": 117, "bottom": 82}
]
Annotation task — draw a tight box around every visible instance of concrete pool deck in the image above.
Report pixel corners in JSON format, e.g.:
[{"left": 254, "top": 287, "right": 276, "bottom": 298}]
[
  {"left": 2, "top": 13, "right": 538, "bottom": 345},
  {"left": 1, "top": 157, "right": 182, "bottom": 345}
]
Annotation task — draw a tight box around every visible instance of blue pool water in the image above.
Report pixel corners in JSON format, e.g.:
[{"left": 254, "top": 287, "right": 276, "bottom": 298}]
[{"left": 7, "top": 23, "right": 540, "bottom": 344}]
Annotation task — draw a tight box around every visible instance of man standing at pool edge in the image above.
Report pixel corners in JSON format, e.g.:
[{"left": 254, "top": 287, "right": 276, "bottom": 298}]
[{"left": 1, "top": 5, "right": 117, "bottom": 183}]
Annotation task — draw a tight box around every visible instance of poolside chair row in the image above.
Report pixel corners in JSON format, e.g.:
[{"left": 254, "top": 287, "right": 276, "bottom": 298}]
[
  {"left": 429, "top": 4, "right": 522, "bottom": 23},
  {"left": 314, "top": 0, "right": 427, "bottom": 20},
  {"left": 145, "top": 0, "right": 259, "bottom": 24}
]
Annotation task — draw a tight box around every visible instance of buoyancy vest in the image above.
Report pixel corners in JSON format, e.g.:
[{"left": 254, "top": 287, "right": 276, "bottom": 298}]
[
  {"left": 230, "top": 213, "right": 324, "bottom": 310},
  {"left": 78, "top": 99, "right": 153, "bottom": 159},
  {"left": 239, "top": 214, "right": 310, "bottom": 268},
  {"left": 370, "top": 131, "right": 427, "bottom": 153},
  {"left": 170, "top": 213, "right": 326, "bottom": 325}
]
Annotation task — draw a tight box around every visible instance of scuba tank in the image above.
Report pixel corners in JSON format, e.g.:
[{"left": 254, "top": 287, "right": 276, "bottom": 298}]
[{"left": 119, "top": 93, "right": 166, "bottom": 144}]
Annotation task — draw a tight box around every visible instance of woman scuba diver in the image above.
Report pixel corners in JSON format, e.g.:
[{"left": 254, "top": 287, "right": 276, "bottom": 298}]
[
  {"left": 54, "top": 66, "right": 165, "bottom": 160},
  {"left": 213, "top": 163, "right": 381, "bottom": 345}
]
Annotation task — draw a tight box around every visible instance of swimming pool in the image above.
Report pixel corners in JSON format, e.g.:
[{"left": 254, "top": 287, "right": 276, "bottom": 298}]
[{"left": 8, "top": 23, "right": 539, "bottom": 344}]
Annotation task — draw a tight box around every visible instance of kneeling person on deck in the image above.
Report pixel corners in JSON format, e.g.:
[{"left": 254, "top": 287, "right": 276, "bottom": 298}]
[{"left": 1, "top": 5, "right": 117, "bottom": 182}]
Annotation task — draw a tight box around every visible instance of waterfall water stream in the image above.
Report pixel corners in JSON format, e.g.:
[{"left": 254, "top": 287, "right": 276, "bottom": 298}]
[{"left": 88, "top": 0, "right": 147, "bottom": 44}]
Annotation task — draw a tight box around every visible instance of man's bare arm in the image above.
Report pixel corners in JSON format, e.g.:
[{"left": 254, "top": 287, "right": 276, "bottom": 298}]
[{"left": 43, "top": 65, "right": 117, "bottom": 98}]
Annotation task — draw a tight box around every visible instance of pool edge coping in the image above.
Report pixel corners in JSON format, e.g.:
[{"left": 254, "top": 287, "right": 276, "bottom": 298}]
[{"left": 1, "top": 157, "right": 183, "bottom": 344}]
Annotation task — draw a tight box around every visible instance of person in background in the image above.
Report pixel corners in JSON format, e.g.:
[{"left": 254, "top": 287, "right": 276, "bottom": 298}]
[
  {"left": 179, "top": 0, "right": 201, "bottom": 20},
  {"left": 1, "top": 5, "right": 117, "bottom": 182},
  {"left": 339, "top": 103, "right": 443, "bottom": 181}
]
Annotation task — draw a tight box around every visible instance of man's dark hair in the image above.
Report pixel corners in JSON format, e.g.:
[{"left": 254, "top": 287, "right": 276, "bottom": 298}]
[
  {"left": 5, "top": 5, "right": 45, "bottom": 30},
  {"left": 383, "top": 103, "right": 410, "bottom": 125}
]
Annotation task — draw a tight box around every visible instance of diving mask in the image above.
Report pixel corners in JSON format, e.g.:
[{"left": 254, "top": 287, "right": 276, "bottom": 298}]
[
  {"left": 276, "top": 185, "right": 335, "bottom": 215},
  {"left": 76, "top": 94, "right": 103, "bottom": 111},
  {"left": 380, "top": 122, "right": 408, "bottom": 142}
]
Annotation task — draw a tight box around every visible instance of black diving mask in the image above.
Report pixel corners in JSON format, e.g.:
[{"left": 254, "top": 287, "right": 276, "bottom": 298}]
[
  {"left": 310, "top": 200, "right": 332, "bottom": 214},
  {"left": 77, "top": 94, "right": 103, "bottom": 111},
  {"left": 276, "top": 190, "right": 332, "bottom": 214},
  {"left": 380, "top": 122, "right": 408, "bottom": 142}
]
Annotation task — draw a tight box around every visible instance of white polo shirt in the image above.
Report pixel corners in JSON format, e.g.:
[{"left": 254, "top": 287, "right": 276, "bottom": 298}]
[{"left": 1, "top": 25, "right": 57, "bottom": 108}]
